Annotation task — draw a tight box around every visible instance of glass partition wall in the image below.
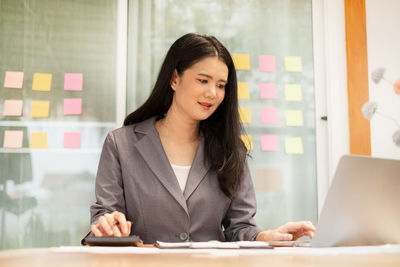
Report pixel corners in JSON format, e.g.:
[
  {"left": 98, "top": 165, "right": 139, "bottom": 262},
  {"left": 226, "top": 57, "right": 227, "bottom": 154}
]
[{"left": 0, "top": 0, "right": 119, "bottom": 248}]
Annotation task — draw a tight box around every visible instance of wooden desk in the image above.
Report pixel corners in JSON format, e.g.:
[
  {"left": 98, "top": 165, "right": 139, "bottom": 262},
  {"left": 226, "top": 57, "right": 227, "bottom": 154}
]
[{"left": 1, "top": 247, "right": 400, "bottom": 267}]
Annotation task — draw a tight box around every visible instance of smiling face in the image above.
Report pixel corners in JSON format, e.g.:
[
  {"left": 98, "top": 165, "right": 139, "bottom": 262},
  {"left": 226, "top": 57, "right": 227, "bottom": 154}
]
[{"left": 169, "top": 56, "right": 228, "bottom": 122}]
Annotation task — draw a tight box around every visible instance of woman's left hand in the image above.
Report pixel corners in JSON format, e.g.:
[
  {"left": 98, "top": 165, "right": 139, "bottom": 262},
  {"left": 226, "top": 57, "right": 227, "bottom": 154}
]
[{"left": 255, "top": 221, "right": 316, "bottom": 241}]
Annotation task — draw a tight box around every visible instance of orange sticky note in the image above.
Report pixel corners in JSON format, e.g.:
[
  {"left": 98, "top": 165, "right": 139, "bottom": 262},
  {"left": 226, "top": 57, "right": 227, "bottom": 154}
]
[
  {"left": 31, "top": 101, "right": 50, "bottom": 118},
  {"left": 238, "top": 107, "right": 251, "bottom": 123},
  {"left": 3, "top": 100, "right": 23, "bottom": 116},
  {"left": 4, "top": 71, "right": 24, "bottom": 88},
  {"left": 3, "top": 130, "right": 23, "bottom": 148},
  {"left": 240, "top": 135, "right": 253, "bottom": 150},
  {"left": 32, "top": 73, "right": 52, "bottom": 91},
  {"left": 233, "top": 54, "right": 250, "bottom": 70},
  {"left": 30, "top": 132, "right": 48, "bottom": 149},
  {"left": 238, "top": 82, "right": 250, "bottom": 99},
  {"left": 254, "top": 168, "right": 283, "bottom": 193}
]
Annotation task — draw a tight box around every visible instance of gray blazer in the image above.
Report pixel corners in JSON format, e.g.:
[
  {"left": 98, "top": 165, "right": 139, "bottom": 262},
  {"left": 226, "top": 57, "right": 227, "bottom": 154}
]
[{"left": 89, "top": 116, "right": 262, "bottom": 244}]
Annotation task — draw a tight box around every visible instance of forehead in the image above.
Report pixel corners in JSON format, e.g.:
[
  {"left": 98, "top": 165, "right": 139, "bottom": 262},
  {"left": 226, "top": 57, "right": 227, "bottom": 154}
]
[{"left": 186, "top": 57, "right": 228, "bottom": 77}]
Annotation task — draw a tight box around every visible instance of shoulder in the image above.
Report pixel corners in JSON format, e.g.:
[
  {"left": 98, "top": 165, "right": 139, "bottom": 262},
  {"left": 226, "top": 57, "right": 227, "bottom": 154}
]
[{"left": 106, "top": 116, "right": 157, "bottom": 144}]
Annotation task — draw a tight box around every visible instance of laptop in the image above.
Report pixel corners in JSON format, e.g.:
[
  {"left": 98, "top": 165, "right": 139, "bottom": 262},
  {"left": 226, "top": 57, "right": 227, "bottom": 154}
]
[{"left": 311, "top": 155, "right": 400, "bottom": 247}]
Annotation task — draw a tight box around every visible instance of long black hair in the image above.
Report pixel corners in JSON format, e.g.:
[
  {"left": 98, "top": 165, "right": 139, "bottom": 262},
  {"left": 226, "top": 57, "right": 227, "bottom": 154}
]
[{"left": 124, "top": 33, "right": 246, "bottom": 199}]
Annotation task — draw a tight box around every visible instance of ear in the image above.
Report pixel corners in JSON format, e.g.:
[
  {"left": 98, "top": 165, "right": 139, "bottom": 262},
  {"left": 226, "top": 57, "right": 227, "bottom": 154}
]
[{"left": 170, "top": 69, "right": 179, "bottom": 91}]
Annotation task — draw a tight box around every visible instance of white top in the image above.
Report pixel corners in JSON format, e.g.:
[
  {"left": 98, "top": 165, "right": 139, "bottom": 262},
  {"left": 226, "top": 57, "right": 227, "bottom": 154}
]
[{"left": 171, "top": 164, "right": 191, "bottom": 192}]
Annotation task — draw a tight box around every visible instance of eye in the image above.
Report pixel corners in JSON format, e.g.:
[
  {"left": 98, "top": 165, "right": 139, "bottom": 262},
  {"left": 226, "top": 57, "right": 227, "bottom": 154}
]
[
  {"left": 198, "top": 79, "right": 208, "bottom": 84},
  {"left": 217, "top": 84, "right": 226, "bottom": 89}
]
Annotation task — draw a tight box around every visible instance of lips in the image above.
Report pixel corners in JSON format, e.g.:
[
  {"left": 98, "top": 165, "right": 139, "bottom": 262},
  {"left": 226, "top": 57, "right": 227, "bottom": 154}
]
[{"left": 198, "top": 102, "right": 213, "bottom": 109}]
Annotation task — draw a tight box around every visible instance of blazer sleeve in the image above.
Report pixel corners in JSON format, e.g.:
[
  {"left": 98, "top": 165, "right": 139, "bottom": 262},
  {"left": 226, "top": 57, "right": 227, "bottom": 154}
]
[
  {"left": 90, "top": 132, "right": 126, "bottom": 225},
  {"left": 222, "top": 162, "right": 262, "bottom": 241}
]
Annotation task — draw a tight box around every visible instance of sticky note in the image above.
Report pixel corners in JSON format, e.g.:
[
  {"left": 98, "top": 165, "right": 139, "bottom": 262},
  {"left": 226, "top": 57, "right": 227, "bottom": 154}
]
[
  {"left": 30, "top": 132, "right": 48, "bottom": 149},
  {"left": 285, "top": 84, "right": 302, "bottom": 101},
  {"left": 254, "top": 168, "right": 283, "bottom": 192},
  {"left": 3, "top": 100, "right": 23, "bottom": 116},
  {"left": 285, "top": 110, "right": 304, "bottom": 126},
  {"left": 3, "top": 130, "right": 23, "bottom": 148},
  {"left": 64, "top": 73, "right": 83, "bottom": 91},
  {"left": 238, "top": 107, "right": 251, "bottom": 123},
  {"left": 4, "top": 71, "right": 24, "bottom": 88},
  {"left": 64, "top": 98, "right": 82, "bottom": 115},
  {"left": 284, "top": 56, "right": 302, "bottom": 72},
  {"left": 261, "top": 107, "right": 278, "bottom": 124},
  {"left": 31, "top": 101, "right": 50, "bottom": 118},
  {"left": 233, "top": 54, "right": 250, "bottom": 70},
  {"left": 260, "top": 135, "right": 279, "bottom": 151},
  {"left": 240, "top": 135, "right": 253, "bottom": 150},
  {"left": 285, "top": 137, "right": 303, "bottom": 154},
  {"left": 238, "top": 82, "right": 250, "bottom": 99},
  {"left": 259, "top": 55, "right": 276, "bottom": 72},
  {"left": 32, "top": 73, "right": 52, "bottom": 91},
  {"left": 64, "top": 132, "right": 81, "bottom": 149},
  {"left": 259, "top": 83, "right": 277, "bottom": 99}
]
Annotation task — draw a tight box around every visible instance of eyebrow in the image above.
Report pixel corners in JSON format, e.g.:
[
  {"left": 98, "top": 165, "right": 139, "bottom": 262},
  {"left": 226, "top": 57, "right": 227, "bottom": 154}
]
[{"left": 198, "top": 73, "right": 227, "bottom": 83}]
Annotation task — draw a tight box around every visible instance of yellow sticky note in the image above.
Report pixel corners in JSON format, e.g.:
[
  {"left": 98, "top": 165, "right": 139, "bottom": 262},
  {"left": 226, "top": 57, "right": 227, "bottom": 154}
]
[
  {"left": 31, "top": 101, "right": 50, "bottom": 118},
  {"left": 285, "top": 110, "right": 303, "bottom": 126},
  {"left": 285, "top": 84, "right": 302, "bottom": 101},
  {"left": 285, "top": 137, "right": 303, "bottom": 154},
  {"left": 32, "top": 73, "right": 52, "bottom": 91},
  {"left": 240, "top": 135, "right": 253, "bottom": 150},
  {"left": 284, "top": 56, "right": 302, "bottom": 72},
  {"left": 238, "top": 82, "right": 250, "bottom": 99},
  {"left": 233, "top": 54, "right": 250, "bottom": 70},
  {"left": 239, "top": 107, "right": 251, "bottom": 123},
  {"left": 30, "top": 132, "right": 48, "bottom": 149}
]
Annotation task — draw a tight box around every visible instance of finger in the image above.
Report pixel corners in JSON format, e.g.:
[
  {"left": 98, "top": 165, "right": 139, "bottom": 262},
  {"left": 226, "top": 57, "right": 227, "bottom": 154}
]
[
  {"left": 113, "top": 211, "right": 128, "bottom": 235},
  {"left": 274, "top": 232, "right": 293, "bottom": 241},
  {"left": 283, "top": 221, "right": 315, "bottom": 233},
  {"left": 126, "top": 221, "right": 132, "bottom": 236},
  {"left": 91, "top": 224, "right": 103, "bottom": 237},
  {"left": 304, "top": 230, "right": 314, "bottom": 238},
  {"left": 112, "top": 223, "right": 122, "bottom": 237},
  {"left": 104, "top": 213, "right": 114, "bottom": 225},
  {"left": 99, "top": 216, "right": 113, "bottom": 236}
]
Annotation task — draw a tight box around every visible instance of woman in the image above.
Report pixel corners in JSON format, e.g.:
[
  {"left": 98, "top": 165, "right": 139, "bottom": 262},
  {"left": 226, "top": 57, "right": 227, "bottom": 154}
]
[{"left": 88, "top": 33, "right": 315, "bottom": 243}]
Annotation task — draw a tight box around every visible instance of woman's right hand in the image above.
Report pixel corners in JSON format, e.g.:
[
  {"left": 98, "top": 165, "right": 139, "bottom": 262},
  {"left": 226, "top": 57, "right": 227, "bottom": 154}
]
[{"left": 91, "top": 211, "right": 132, "bottom": 237}]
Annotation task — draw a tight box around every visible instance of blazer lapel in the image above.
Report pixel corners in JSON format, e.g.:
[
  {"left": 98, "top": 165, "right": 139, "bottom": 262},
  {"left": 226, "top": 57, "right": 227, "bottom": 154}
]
[
  {"left": 183, "top": 134, "right": 210, "bottom": 200},
  {"left": 134, "top": 117, "right": 189, "bottom": 215}
]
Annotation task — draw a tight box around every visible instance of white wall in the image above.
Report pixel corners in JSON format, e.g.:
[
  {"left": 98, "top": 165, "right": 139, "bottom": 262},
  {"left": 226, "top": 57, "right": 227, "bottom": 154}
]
[
  {"left": 366, "top": 0, "right": 400, "bottom": 159},
  {"left": 313, "top": 0, "right": 349, "bottom": 213}
]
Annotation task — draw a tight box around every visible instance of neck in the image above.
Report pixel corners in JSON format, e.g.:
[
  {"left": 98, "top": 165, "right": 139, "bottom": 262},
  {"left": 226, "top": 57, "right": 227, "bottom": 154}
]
[{"left": 156, "top": 109, "right": 200, "bottom": 143}]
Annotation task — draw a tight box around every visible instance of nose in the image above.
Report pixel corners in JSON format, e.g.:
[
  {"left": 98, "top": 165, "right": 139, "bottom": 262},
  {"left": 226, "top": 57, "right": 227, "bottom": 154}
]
[{"left": 205, "top": 84, "right": 217, "bottom": 99}]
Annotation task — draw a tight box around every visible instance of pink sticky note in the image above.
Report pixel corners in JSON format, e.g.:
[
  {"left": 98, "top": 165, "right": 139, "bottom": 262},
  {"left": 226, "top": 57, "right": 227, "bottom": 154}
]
[
  {"left": 64, "top": 132, "right": 81, "bottom": 148},
  {"left": 260, "top": 83, "right": 277, "bottom": 99},
  {"left": 259, "top": 55, "right": 276, "bottom": 72},
  {"left": 3, "top": 130, "right": 23, "bottom": 148},
  {"left": 4, "top": 71, "right": 24, "bottom": 88},
  {"left": 261, "top": 135, "right": 279, "bottom": 151},
  {"left": 3, "top": 100, "right": 23, "bottom": 116},
  {"left": 64, "top": 73, "right": 83, "bottom": 91},
  {"left": 261, "top": 107, "right": 278, "bottom": 124},
  {"left": 64, "top": 98, "right": 82, "bottom": 115}
]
